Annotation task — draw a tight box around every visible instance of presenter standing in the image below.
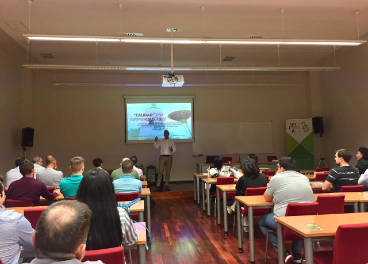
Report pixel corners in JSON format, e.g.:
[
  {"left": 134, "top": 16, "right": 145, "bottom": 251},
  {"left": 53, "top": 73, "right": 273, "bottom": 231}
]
[{"left": 154, "top": 130, "right": 176, "bottom": 191}]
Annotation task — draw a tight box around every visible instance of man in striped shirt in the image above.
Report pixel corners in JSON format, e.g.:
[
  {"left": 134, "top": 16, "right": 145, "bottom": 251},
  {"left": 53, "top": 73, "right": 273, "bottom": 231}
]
[{"left": 322, "top": 149, "right": 360, "bottom": 192}]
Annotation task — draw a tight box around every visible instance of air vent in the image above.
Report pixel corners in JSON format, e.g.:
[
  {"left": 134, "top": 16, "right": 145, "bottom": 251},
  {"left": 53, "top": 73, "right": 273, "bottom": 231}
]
[
  {"left": 223, "top": 57, "right": 235, "bottom": 62},
  {"left": 41, "top": 54, "right": 55, "bottom": 59},
  {"left": 166, "top": 28, "right": 183, "bottom": 33},
  {"left": 124, "top": 33, "right": 144, "bottom": 37},
  {"left": 247, "top": 35, "right": 263, "bottom": 39},
  {"left": 5, "top": 21, "right": 29, "bottom": 32}
]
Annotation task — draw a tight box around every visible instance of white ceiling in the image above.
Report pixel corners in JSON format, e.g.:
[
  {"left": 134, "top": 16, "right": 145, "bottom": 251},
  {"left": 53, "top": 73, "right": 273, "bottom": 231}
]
[{"left": 1, "top": 0, "right": 368, "bottom": 68}]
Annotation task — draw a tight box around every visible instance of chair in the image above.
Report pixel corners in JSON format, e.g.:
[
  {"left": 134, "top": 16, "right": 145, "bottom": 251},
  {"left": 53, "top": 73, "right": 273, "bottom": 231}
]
[
  {"left": 316, "top": 166, "right": 329, "bottom": 172},
  {"left": 340, "top": 185, "right": 363, "bottom": 192},
  {"left": 295, "top": 169, "right": 301, "bottom": 173},
  {"left": 233, "top": 187, "right": 268, "bottom": 233},
  {"left": 222, "top": 157, "right": 232, "bottom": 163},
  {"left": 267, "top": 156, "right": 278, "bottom": 162},
  {"left": 83, "top": 247, "right": 125, "bottom": 264},
  {"left": 263, "top": 170, "right": 276, "bottom": 182},
  {"left": 316, "top": 194, "right": 345, "bottom": 215},
  {"left": 212, "top": 177, "right": 235, "bottom": 218},
  {"left": 65, "top": 197, "right": 76, "bottom": 200},
  {"left": 313, "top": 223, "right": 368, "bottom": 264},
  {"left": 315, "top": 173, "right": 328, "bottom": 182},
  {"left": 24, "top": 207, "right": 46, "bottom": 228},
  {"left": 47, "top": 187, "right": 56, "bottom": 193},
  {"left": 116, "top": 192, "right": 139, "bottom": 221},
  {"left": 265, "top": 202, "right": 319, "bottom": 262},
  {"left": 4, "top": 199, "right": 34, "bottom": 207}
]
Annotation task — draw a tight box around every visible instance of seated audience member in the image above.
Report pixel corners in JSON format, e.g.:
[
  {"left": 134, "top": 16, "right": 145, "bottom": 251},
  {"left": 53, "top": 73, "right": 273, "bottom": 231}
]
[
  {"left": 358, "top": 169, "right": 368, "bottom": 186},
  {"left": 7, "top": 160, "right": 59, "bottom": 205},
  {"left": 0, "top": 180, "right": 34, "bottom": 264},
  {"left": 206, "top": 156, "right": 231, "bottom": 194},
  {"left": 130, "top": 156, "right": 144, "bottom": 180},
  {"left": 355, "top": 146, "right": 368, "bottom": 174},
  {"left": 92, "top": 158, "right": 109, "bottom": 176},
  {"left": 5, "top": 158, "right": 24, "bottom": 188},
  {"left": 248, "top": 154, "right": 259, "bottom": 164},
  {"left": 111, "top": 158, "right": 139, "bottom": 181},
  {"left": 24, "top": 200, "right": 103, "bottom": 264},
  {"left": 36, "top": 155, "right": 63, "bottom": 187},
  {"left": 322, "top": 149, "right": 360, "bottom": 192},
  {"left": 259, "top": 157, "right": 314, "bottom": 264},
  {"left": 76, "top": 169, "right": 138, "bottom": 249},
  {"left": 32, "top": 156, "right": 45, "bottom": 179},
  {"left": 227, "top": 159, "right": 267, "bottom": 232},
  {"left": 60, "top": 157, "right": 85, "bottom": 198},
  {"left": 113, "top": 160, "right": 142, "bottom": 193}
]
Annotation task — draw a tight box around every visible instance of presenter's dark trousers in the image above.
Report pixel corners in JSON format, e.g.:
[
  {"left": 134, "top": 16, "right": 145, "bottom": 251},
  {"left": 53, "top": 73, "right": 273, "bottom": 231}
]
[{"left": 157, "top": 155, "right": 173, "bottom": 187}]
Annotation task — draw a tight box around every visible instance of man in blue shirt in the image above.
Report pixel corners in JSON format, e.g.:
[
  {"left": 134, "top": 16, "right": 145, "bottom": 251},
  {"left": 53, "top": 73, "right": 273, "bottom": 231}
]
[
  {"left": 60, "top": 156, "right": 85, "bottom": 198},
  {"left": 113, "top": 160, "right": 142, "bottom": 194}
]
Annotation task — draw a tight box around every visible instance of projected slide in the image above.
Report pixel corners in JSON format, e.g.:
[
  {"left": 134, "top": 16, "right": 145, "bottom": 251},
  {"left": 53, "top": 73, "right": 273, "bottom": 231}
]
[{"left": 127, "top": 103, "right": 192, "bottom": 141}]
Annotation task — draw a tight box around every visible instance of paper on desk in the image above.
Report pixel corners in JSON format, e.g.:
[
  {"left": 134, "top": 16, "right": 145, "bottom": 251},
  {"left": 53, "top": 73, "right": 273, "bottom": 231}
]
[
  {"left": 312, "top": 182, "right": 323, "bottom": 185},
  {"left": 305, "top": 223, "right": 322, "bottom": 230}
]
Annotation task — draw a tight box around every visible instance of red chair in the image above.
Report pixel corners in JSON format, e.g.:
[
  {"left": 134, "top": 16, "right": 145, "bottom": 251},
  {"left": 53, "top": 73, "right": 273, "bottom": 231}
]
[
  {"left": 47, "top": 187, "right": 56, "bottom": 193},
  {"left": 24, "top": 207, "right": 46, "bottom": 228},
  {"left": 295, "top": 169, "right": 301, "bottom": 173},
  {"left": 315, "top": 173, "right": 328, "bottom": 182},
  {"left": 267, "top": 156, "right": 278, "bottom": 162},
  {"left": 222, "top": 157, "right": 233, "bottom": 163},
  {"left": 4, "top": 199, "right": 34, "bottom": 207},
  {"left": 0, "top": 259, "right": 3, "bottom": 264},
  {"left": 229, "top": 161, "right": 237, "bottom": 164},
  {"left": 316, "top": 194, "right": 345, "bottom": 215},
  {"left": 316, "top": 167, "right": 329, "bottom": 172},
  {"left": 116, "top": 192, "right": 139, "bottom": 220},
  {"left": 340, "top": 185, "right": 363, "bottom": 192},
  {"left": 233, "top": 187, "right": 268, "bottom": 233},
  {"left": 263, "top": 170, "right": 276, "bottom": 182},
  {"left": 265, "top": 202, "right": 319, "bottom": 262},
  {"left": 212, "top": 177, "right": 235, "bottom": 218},
  {"left": 65, "top": 197, "right": 75, "bottom": 200},
  {"left": 83, "top": 247, "right": 125, "bottom": 264},
  {"left": 313, "top": 223, "right": 368, "bottom": 264}
]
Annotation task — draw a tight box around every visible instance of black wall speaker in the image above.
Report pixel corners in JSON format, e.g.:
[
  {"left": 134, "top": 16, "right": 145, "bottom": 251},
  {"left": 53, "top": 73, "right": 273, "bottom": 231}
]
[
  {"left": 312, "top": 117, "right": 324, "bottom": 134},
  {"left": 22, "top": 127, "right": 34, "bottom": 147}
]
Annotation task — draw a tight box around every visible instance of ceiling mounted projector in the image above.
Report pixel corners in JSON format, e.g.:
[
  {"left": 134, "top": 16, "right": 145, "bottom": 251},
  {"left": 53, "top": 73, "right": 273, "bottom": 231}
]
[{"left": 162, "top": 74, "right": 184, "bottom": 87}]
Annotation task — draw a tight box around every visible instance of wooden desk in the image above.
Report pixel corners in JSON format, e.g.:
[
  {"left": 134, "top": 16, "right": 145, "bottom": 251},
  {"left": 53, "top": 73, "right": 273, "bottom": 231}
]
[
  {"left": 196, "top": 163, "right": 241, "bottom": 173},
  {"left": 201, "top": 177, "right": 238, "bottom": 218},
  {"left": 235, "top": 195, "right": 274, "bottom": 261},
  {"left": 216, "top": 184, "right": 237, "bottom": 235},
  {"left": 300, "top": 170, "right": 315, "bottom": 175},
  {"left": 125, "top": 222, "right": 147, "bottom": 264},
  {"left": 275, "top": 213, "right": 368, "bottom": 264},
  {"left": 193, "top": 173, "right": 208, "bottom": 205},
  {"left": 140, "top": 188, "right": 151, "bottom": 234},
  {"left": 310, "top": 181, "right": 323, "bottom": 190},
  {"left": 142, "top": 181, "right": 148, "bottom": 187},
  {"left": 8, "top": 206, "right": 48, "bottom": 215}
]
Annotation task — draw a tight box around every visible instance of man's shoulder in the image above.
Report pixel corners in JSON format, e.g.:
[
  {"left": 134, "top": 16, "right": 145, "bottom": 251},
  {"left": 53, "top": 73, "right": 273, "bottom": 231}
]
[{"left": 0, "top": 208, "right": 23, "bottom": 223}]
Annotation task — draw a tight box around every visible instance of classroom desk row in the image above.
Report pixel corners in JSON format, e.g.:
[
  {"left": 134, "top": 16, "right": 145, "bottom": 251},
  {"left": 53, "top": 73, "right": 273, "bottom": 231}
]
[
  {"left": 235, "top": 192, "right": 368, "bottom": 264},
  {"left": 39, "top": 187, "right": 152, "bottom": 233}
]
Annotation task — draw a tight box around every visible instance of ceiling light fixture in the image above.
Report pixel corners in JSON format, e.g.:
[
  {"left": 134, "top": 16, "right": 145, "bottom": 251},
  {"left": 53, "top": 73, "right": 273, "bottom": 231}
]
[
  {"left": 52, "top": 82, "right": 301, "bottom": 87},
  {"left": 23, "top": 34, "right": 366, "bottom": 46},
  {"left": 23, "top": 64, "right": 341, "bottom": 72}
]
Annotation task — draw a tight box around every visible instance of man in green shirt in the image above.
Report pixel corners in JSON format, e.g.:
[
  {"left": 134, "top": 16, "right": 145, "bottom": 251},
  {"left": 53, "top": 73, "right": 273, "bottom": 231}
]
[
  {"left": 111, "top": 157, "right": 139, "bottom": 182},
  {"left": 60, "top": 156, "right": 84, "bottom": 198}
]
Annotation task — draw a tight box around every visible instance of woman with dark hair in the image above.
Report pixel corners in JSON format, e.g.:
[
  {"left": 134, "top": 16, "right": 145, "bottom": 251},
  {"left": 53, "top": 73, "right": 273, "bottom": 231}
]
[
  {"left": 227, "top": 158, "right": 267, "bottom": 232},
  {"left": 76, "top": 169, "right": 138, "bottom": 250},
  {"left": 355, "top": 147, "right": 368, "bottom": 174}
]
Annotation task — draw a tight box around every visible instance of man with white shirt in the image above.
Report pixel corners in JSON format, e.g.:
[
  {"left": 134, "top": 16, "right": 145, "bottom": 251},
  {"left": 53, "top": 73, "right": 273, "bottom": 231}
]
[
  {"left": 5, "top": 158, "right": 24, "bottom": 188},
  {"left": 130, "top": 156, "right": 144, "bottom": 180},
  {"left": 32, "top": 156, "right": 45, "bottom": 179},
  {"left": 36, "top": 155, "right": 63, "bottom": 187},
  {"left": 154, "top": 130, "right": 176, "bottom": 191}
]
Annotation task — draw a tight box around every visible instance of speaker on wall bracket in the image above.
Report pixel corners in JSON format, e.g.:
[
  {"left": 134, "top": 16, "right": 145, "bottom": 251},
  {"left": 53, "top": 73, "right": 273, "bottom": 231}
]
[
  {"left": 312, "top": 117, "right": 324, "bottom": 136},
  {"left": 22, "top": 127, "right": 34, "bottom": 148}
]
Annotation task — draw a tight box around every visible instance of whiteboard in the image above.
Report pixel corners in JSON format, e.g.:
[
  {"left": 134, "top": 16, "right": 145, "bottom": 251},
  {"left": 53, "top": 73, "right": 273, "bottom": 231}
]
[{"left": 192, "top": 122, "right": 273, "bottom": 155}]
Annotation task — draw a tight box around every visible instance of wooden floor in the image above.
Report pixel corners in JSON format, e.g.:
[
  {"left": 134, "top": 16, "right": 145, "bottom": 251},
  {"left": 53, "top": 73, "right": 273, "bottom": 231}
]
[{"left": 141, "top": 192, "right": 282, "bottom": 264}]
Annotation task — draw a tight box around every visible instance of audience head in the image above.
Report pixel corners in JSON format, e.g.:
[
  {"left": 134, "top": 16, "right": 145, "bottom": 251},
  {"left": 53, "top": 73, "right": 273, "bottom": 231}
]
[
  {"left": 92, "top": 158, "right": 103, "bottom": 168},
  {"left": 121, "top": 159, "right": 134, "bottom": 174},
  {"left": 34, "top": 200, "right": 92, "bottom": 260},
  {"left": 32, "top": 156, "right": 43, "bottom": 166},
  {"left": 213, "top": 156, "right": 223, "bottom": 170},
  {"left": 335, "top": 149, "right": 352, "bottom": 165},
  {"left": 70, "top": 156, "right": 85, "bottom": 174},
  {"left": 19, "top": 159, "right": 34, "bottom": 177},
  {"left": 357, "top": 147, "right": 368, "bottom": 161},
  {"left": 130, "top": 156, "right": 138, "bottom": 166},
  {"left": 0, "top": 181, "right": 4, "bottom": 206},
  {"left": 45, "top": 155, "right": 57, "bottom": 168},
  {"left": 240, "top": 158, "right": 260, "bottom": 179},
  {"left": 15, "top": 157, "right": 25, "bottom": 167},
  {"left": 76, "top": 169, "right": 123, "bottom": 249},
  {"left": 248, "top": 154, "right": 259, "bottom": 164},
  {"left": 277, "top": 157, "right": 297, "bottom": 172}
]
